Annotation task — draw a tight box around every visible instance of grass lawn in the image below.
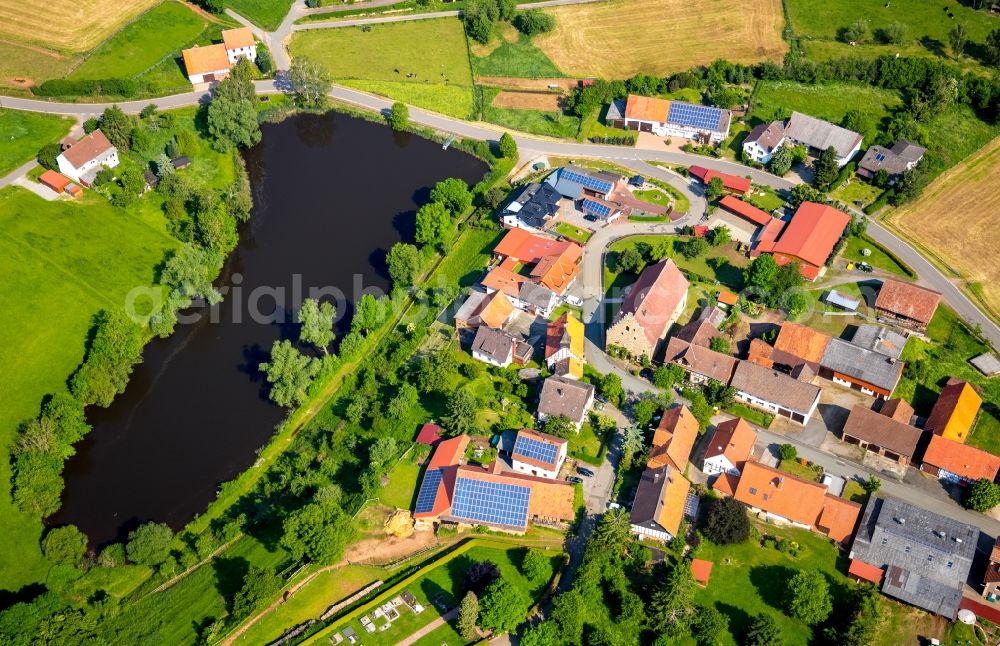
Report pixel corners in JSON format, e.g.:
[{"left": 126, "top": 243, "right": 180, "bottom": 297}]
[
  {"left": 314, "top": 541, "right": 561, "bottom": 646},
  {"left": 234, "top": 564, "right": 386, "bottom": 645},
  {"left": 290, "top": 19, "right": 475, "bottom": 118},
  {"left": 894, "top": 306, "right": 1000, "bottom": 455},
  {"left": 67, "top": 1, "right": 206, "bottom": 80},
  {"left": 778, "top": 459, "right": 822, "bottom": 482},
  {"left": 842, "top": 480, "right": 868, "bottom": 504},
  {"left": 605, "top": 235, "right": 747, "bottom": 295},
  {"left": 569, "top": 421, "right": 605, "bottom": 465},
  {"left": 0, "top": 186, "right": 178, "bottom": 591},
  {"left": 750, "top": 81, "right": 902, "bottom": 126},
  {"left": 0, "top": 41, "right": 76, "bottom": 93},
  {"left": 0, "top": 109, "right": 73, "bottom": 176},
  {"left": 841, "top": 234, "right": 914, "bottom": 278},
  {"left": 787, "top": 0, "right": 1000, "bottom": 74},
  {"left": 227, "top": 0, "right": 295, "bottom": 30},
  {"left": 633, "top": 188, "right": 671, "bottom": 207},
  {"left": 742, "top": 186, "right": 785, "bottom": 213},
  {"left": 380, "top": 446, "right": 430, "bottom": 510},
  {"left": 577, "top": 109, "right": 635, "bottom": 144},
  {"left": 831, "top": 178, "right": 884, "bottom": 208},
  {"left": 480, "top": 87, "right": 580, "bottom": 138},
  {"left": 65, "top": 564, "right": 152, "bottom": 601},
  {"left": 471, "top": 33, "right": 563, "bottom": 78},
  {"left": 723, "top": 402, "right": 774, "bottom": 429},
  {"left": 553, "top": 222, "right": 592, "bottom": 244}
]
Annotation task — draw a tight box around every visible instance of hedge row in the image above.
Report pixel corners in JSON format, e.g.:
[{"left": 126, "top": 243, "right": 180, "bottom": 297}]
[{"left": 34, "top": 78, "right": 144, "bottom": 98}]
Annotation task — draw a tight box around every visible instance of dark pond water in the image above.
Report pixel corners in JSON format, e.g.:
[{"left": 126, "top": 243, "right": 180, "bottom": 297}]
[{"left": 52, "top": 111, "right": 487, "bottom": 546}]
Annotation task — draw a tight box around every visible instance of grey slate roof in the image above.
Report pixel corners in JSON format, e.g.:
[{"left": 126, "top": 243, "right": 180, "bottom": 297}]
[
  {"left": 472, "top": 326, "right": 514, "bottom": 363},
  {"left": 824, "top": 289, "right": 861, "bottom": 311},
  {"left": 784, "top": 111, "right": 862, "bottom": 159},
  {"left": 971, "top": 353, "right": 1000, "bottom": 376},
  {"left": 743, "top": 120, "right": 786, "bottom": 154},
  {"left": 851, "top": 324, "right": 908, "bottom": 360},
  {"left": 730, "top": 360, "right": 821, "bottom": 414},
  {"left": 850, "top": 496, "right": 978, "bottom": 618},
  {"left": 537, "top": 375, "right": 594, "bottom": 424},
  {"left": 606, "top": 99, "right": 625, "bottom": 121},
  {"left": 519, "top": 281, "right": 558, "bottom": 311},
  {"left": 630, "top": 464, "right": 677, "bottom": 534},
  {"left": 504, "top": 182, "right": 562, "bottom": 229},
  {"left": 821, "top": 337, "right": 904, "bottom": 393}
]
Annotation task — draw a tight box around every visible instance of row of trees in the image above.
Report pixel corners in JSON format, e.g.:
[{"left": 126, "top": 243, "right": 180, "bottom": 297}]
[{"left": 464, "top": 0, "right": 555, "bottom": 44}]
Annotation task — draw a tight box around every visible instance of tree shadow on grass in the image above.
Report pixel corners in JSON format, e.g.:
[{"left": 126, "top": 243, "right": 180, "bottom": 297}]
[
  {"left": 212, "top": 556, "right": 249, "bottom": 612},
  {"left": 715, "top": 601, "right": 753, "bottom": 642},
  {"left": 748, "top": 564, "right": 798, "bottom": 610}
]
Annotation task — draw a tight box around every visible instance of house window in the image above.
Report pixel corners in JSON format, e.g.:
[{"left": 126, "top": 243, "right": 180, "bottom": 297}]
[
  {"left": 762, "top": 494, "right": 770, "bottom": 501},
  {"left": 748, "top": 487, "right": 758, "bottom": 496},
  {"left": 880, "top": 538, "right": 888, "bottom": 545},
  {"left": 947, "top": 561, "right": 953, "bottom": 568},
  {"left": 927, "top": 555, "right": 933, "bottom": 562},
  {"left": 904, "top": 546, "right": 911, "bottom": 553}
]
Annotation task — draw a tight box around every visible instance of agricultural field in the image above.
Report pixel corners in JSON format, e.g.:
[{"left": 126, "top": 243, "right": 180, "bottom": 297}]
[
  {"left": 535, "top": 0, "right": 787, "bottom": 78},
  {"left": 788, "top": 0, "right": 1000, "bottom": 71},
  {"left": 0, "top": 0, "right": 161, "bottom": 52},
  {"left": 0, "top": 187, "right": 178, "bottom": 590},
  {"left": 750, "top": 81, "right": 903, "bottom": 127},
  {"left": 289, "top": 19, "right": 475, "bottom": 118},
  {"left": 887, "top": 136, "right": 1000, "bottom": 322},
  {"left": 0, "top": 110, "right": 73, "bottom": 176},
  {"left": 0, "top": 41, "right": 75, "bottom": 91},
  {"left": 67, "top": 1, "right": 207, "bottom": 80},
  {"left": 470, "top": 25, "right": 564, "bottom": 78},
  {"left": 227, "top": 0, "right": 295, "bottom": 31}
]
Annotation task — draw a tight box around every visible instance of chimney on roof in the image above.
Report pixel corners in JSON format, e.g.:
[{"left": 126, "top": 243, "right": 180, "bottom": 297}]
[
  {"left": 956, "top": 537, "right": 963, "bottom": 543},
  {"left": 896, "top": 517, "right": 906, "bottom": 524},
  {"left": 776, "top": 477, "right": 784, "bottom": 489}
]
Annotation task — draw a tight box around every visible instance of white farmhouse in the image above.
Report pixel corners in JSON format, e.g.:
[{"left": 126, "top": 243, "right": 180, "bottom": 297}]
[
  {"left": 222, "top": 28, "right": 257, "bottom": 65},
  {"left": 56, "top": 129, "right": 119, "bottom": 185},
  {"left": 182, "top": 28, "right": 257, "bottom": 87},
  {"left": 701, "top": 417, "right": 757, "bottom": 477},
  {"left": 509, "top": 429, "right": 567, "bottom": 480}
]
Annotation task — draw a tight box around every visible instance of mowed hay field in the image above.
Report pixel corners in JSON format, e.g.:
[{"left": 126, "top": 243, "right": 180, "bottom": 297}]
[
  {"left": 888, "top": 137, "right": 1000, "bottom": 320},
  {"left": 535, "top": 0, "right": 787, "bottom": 78},
  {"left": 0, "top": 0, "right": 161, "bottom": 52}
]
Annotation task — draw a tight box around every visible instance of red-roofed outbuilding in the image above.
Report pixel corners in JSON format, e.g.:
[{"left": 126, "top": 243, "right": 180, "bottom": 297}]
[
  {"left": 415, "top": 423, "right": 443, "bottom": 447},
  {"left": 752, "top": 202, "right": 850, "bottom": 281},
  {"left": 689, "top": 166, "right": 751, "bottom": 195}
]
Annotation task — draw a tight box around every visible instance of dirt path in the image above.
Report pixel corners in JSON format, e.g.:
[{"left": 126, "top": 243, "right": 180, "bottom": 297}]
[{"left": 396, "top": 607, "right": 458, "bottom": 646}]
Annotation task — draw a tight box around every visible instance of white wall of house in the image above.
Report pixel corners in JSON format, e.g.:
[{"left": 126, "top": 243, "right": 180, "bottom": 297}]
[
  {"left": 226, "top": 44, "right": 257, "bottom": 65},
  {"left": 57, "top": 149, "right": 120, "bottom": 184},
  {"left": 501, "top": 214, "right": 545, "bottom": 233},
  {"left": 733, "top": 390, "right": 818, "bottom": 425},
  {"left": 472, "top": 346, "right": 512, "bottom": 368},
  {"left": 512, "top": 445, "right": 566, "bottom": 480},
  {"left": 631, "top": 523, "right": 674, "bottom": 543},
  {"left": 742, "top": 138, "right": 782, "bottom": 164},
  {"left": 189, "top": 68, "right": 230, "bottom": 85},
  {"left": 702, "top": 455, "right": 739, "bottom": 477}
]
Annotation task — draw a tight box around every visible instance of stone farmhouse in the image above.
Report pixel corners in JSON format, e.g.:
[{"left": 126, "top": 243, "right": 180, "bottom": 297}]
[{"left": 605, "top": 259, "right": 689, "bottom": 361}]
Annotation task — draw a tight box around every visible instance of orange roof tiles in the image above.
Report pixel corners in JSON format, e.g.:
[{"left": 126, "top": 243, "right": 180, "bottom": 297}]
[
  {"left": 38, "top": 170, "right": 70, "bottom": 193},
  {"left": 648, "top": 406, "right": 700, "bottom": 471},
  {"left": 482, "top": 266, "right": 526, "bottom": 299},
  {"left": 712, "top": 471, "right": 739, "bottom": 496},
  {"left": 658, "top": 471, "right": 691, "bottom": 537},
  {"left": 689, "top": 166, "right": 751, "bottom": 194},
  {"left": 222, "top": 27, "right": 255, "bottom": 50},
  {"left": 182, "top": 43, "right": 230, "bottom": 76},
  {"left": 615, "top": 259, "right": 690, "bottom": 346},
  {"left": 733, "top": 461, "right": 859, "bottom": 541},
  {"left": 704, "top": 417, "right": 757, "bottom": 468},
  {"left": 717, "top": 290, "right": 738, "bottom": 306},
  {"left": 479, "top": 291, "right": 514, "bottom": 329},
  {"left": 880, "top": 398, "right": 915, "bottom": 424},
  {"left": 849, "top": 559, "right": 885, "bottom": 585},
  {"left": 818, "top": 494, "right": 862, "bottom": 543},
  {"left": 922, "top": 434, "right": 1000, "bottom": 482},
  {"left": 924, "top": 378, "right": 981, "bottom": 443},
  {"left": 691, "top": 559, "right": 714, "bottom": 586},
  {"left": 757, "top": 202, "right": 850, "bottom": 269},
  {"left": 493, "top": 228, "right": 576, "bottom": 265},
  {"left": 875, "top": 278, "right": 942, "bottom": 326},
  {"left": 719, "top": 195, "right": 771, "bottom": 226},
  {"left": 774, "top": 322, "right": 831, "bottom": 365},
  {"left": 530, "top": 244, "right": 581, "bottom": 294},
  {"left": 624, "top": 94, "right": 671, "bottom": 123},
  {"left": 428, "top": 435, "right": 468, "bottom": 469}
]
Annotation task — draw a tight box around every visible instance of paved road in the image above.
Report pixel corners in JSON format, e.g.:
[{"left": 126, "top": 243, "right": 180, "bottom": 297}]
[
  {"left": 3, "top": 68, "right": 997, "bottom": 350},
  {"left": 0, "top": 159, "right": 38, "bottom": 189}
]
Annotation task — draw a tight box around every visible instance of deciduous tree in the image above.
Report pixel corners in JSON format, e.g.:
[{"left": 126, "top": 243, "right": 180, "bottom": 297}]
[
  {"left": 964, "top": 478, "right": 1000, "bottom": 512},
  {"left": 352, "top": 293, "right": 383, "bottom": 335},
  {"left": 499, "top": 132, "right": 518, "bottom": 158},
  {"left": 787, "top": 570, "right": 832, "bottom": 625},
  {"left": 299, "top": 298, "right": 336, "bottom": 353},
  {"left": 706, "top": 176, "right": 725, "bottom": 201},
  {"left": 700, "top": 495, "right": 750, "bottom": 545},
  {"left": 232, "top": 566, "right": 282, "bottom": 619},
  {"left": 478, "top": 578, "right": 529, "bottom": 634},
  {"left": 616, "top": 247, "right": 643, "bottom": 274},
  {"left": 259, "top": 340, "right": 320, "bottom": 408},
  {"left": 430, "top": 177, "right": 473, "bottom": 215},
  {"left": 288, "top": 57, "right": 332, "bottom": 109},
  {"left": 457, "top": 591, "right": 480, "bottom": 641},
  {"left": 388, "top": 101, "right": 409, "bottom": 131},
  {"left": 386, "top": 242, "right": 421, "bottom": 286},
  {"left": 41, "top": 525, "right": 87, "bottom": 566},
  {"left": 126, "top": 522, "right": 174, "bottom": 566},
  {"left": 280, "top": 501, "right": 354, "bottom": 564},
  {"left": 415, "top": 200, "right": 452, "bottom": 248}
]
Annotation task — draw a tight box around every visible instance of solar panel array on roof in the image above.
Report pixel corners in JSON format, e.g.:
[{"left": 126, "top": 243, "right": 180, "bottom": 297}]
[
  {"left": 414, "top": 468, "right": 443, "bottom": 513},
  {"left": 451, "top": 476, "right": 531, "bottom": 527},
  {"left": 581, "top": 198, "right": 612, "bottom": 218},
  {"left": 513, "top": 435, "right": 559, "bottom": 465},
  {"left": 875, "top": 152, "right": 886, "bottom": 162},
  {"left": 668, "top": 102, "right": 723, "bottom": 131},
  {"left": 561, "top": 169, "right": 613, "bottom": 194}
]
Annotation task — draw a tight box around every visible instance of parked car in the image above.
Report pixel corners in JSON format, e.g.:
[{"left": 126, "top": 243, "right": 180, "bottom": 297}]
[
  {"left": 567, "top": 476, "right": 584, "bottom": 484},
  {"left": 576, "top": 466, "right": 595, "bottom": 477}
]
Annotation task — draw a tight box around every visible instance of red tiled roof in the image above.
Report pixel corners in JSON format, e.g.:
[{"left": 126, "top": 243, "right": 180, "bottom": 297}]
[
  {"left": 60, "top": 129, "right": 115, "bottom": 168},
  {"left": 719, "top": 195, "right": 771, "bottom": 226},
  {"left": 691, "top": 559, "right": 714, "bottom": 586},
  {"left": 415, "top": 423, "right": 443, "bottom": 446},
  {"left": 774, "top": 322, "right": 831, "bottom": 365},
  {"left": 689, "top": 166, "right": 751, "bottom": 194},
  {"left": 493, "top": 228, "right": 575, "bottom": 265},
  {"left": 818, "top": 494, "right": 863, "bottom": 543},
  {"left": 624, "top": 94, "right": 671, "bottom": 122},
  {"left": 648, "top": 406, "right": 700, "bottom": 471},
  {"left": 704, "top": 417, "right": 756, "bottom": 468},
  {"left": 849, "top": 559, "right": 885, "bottom": 585},
  {"left": 531, "top": 243, "right": 581, "bottom": 295},
  {"left": 874, "top": 278, "right": 942, "bottom": 326},
  {"left": 614, "top": 259, "right": 690, "bottom": 346},
  {"left": 428, "top": 435, "right": 469, "bottom": 469},
  {"left": 482, "top": 266, "right": 526, "bottom": 299},
  {"left": 757, "top": 202, "right": 850, "bottom": 269},
  {"left": 922, "top": 434, "right": 1000, "bottom": 482},
  {"left": 39, "top": 170, "right": 71, "bottom": 192}
]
